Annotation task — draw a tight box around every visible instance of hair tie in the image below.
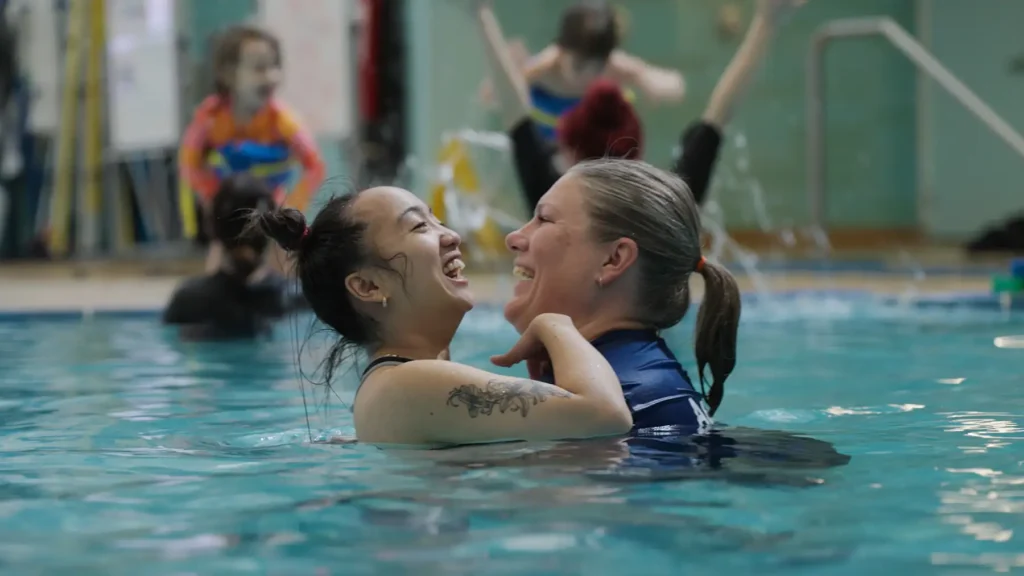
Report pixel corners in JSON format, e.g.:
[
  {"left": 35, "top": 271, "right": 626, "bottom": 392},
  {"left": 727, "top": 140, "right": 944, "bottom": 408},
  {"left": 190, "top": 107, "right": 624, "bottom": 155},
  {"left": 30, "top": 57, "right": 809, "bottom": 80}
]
[
  {"left": 300, "top": 226, "right": 310, "bottom": 246},
  {"left": 695, "top": 256, "right": 706, "bottom": 273}
]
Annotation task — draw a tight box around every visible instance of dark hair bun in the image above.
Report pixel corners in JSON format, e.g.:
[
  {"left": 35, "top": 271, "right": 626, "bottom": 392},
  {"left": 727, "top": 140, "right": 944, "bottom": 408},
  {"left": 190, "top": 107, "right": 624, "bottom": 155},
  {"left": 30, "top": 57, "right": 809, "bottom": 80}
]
[
  {"left": 579, "top": 79, "right": 630, "bottom": 126},
  {"left": 256, "top": 207, "right": 308, "bottom": 252}
]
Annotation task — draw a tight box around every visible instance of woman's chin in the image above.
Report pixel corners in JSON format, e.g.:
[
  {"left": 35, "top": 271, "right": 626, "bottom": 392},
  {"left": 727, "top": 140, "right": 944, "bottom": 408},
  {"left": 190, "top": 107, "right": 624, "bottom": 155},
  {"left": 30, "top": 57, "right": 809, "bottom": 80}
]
[
  {"left": 503, "top": 298, "right": 530, "bottom": 333},
  {"left": 449, "top": 288, "right": 475, "bottom": 313},
  {"left": 440, "top": 276, "right": 474, "bottom": 310}
]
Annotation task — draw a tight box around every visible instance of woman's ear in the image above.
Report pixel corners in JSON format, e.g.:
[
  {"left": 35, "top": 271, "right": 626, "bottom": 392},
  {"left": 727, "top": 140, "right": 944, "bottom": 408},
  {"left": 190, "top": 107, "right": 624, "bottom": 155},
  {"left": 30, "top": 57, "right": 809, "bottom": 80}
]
[
  {"left": 345, "top": 271, "right": 385, "bottom": 305},
  {"left": 598, "top": 237, "right": 639, "bottom": 285}
]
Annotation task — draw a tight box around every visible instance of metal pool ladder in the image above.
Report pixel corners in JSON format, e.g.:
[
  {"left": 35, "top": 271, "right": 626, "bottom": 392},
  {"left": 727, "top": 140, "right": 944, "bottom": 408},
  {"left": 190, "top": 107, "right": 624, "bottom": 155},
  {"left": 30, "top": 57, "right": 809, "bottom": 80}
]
[{"left": 806, "top": 17, "right": 1024, "bottom": 232}]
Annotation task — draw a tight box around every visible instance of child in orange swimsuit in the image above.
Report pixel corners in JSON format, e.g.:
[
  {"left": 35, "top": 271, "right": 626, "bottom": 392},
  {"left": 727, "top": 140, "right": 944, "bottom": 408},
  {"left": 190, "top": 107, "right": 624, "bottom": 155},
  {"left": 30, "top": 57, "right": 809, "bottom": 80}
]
[{"left": 179, "top": 25, "right": 325, "bottom": 272}]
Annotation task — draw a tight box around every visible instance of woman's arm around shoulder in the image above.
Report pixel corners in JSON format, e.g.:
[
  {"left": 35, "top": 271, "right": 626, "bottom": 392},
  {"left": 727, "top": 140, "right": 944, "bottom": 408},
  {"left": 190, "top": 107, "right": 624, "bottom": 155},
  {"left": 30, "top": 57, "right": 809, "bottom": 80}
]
[{"left": 355, "top": 314, "right": 633, "bottom": 446}]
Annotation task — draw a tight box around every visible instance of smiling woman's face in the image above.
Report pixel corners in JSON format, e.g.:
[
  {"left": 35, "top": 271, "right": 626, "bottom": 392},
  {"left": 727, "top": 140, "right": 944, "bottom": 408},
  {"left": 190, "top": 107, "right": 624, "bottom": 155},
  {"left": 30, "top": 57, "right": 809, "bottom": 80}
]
[
  {"left": 346, "top": 187, "right": 474, "bottom": 317},
  {"left": 502, "top": 175, "right": 608, "bottom": 333}
]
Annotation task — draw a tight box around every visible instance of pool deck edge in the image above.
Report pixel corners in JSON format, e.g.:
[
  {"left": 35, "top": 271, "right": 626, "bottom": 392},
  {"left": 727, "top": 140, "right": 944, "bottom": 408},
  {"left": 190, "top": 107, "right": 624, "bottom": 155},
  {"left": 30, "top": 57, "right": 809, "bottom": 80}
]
[{"left": 0, "top": 271, "right": 1006, "bottom": 317}]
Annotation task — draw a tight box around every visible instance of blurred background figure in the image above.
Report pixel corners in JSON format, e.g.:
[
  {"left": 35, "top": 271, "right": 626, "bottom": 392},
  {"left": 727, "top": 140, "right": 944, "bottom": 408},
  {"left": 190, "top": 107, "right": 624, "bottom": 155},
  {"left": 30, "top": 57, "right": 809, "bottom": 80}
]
[
  {"left": 163, "top": 174, "right": 306, "bottom": 341},
  {"left": 178, "top": 24, "right": 325, "bottom": 275},
  {"left": 475, "top": 0, "right": 796, "bottom": 212},
  {"left": 478, "top": 1, "right": 685, "bottom": 142}
]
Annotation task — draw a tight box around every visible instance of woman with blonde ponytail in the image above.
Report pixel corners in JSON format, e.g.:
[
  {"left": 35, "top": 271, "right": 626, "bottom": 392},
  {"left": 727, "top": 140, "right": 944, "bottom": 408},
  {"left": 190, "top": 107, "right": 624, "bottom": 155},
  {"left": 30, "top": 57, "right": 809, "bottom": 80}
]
[{"left": 503, "top": 157, "right": 741, "bottom": 435}]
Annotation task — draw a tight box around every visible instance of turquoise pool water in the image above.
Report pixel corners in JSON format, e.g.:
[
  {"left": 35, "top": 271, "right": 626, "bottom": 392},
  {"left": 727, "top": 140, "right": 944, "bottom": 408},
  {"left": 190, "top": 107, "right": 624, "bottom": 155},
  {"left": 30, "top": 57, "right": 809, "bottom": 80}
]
[{"left": 0, "top": 294, "right": 1022, "bottom": 574}]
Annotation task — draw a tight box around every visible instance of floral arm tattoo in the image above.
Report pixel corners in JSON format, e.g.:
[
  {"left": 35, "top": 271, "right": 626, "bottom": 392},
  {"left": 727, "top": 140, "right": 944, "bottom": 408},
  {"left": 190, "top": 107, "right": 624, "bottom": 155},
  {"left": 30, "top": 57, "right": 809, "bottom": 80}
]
[{"left": 446, "top": 379, "right": 571, "bottom": 418}]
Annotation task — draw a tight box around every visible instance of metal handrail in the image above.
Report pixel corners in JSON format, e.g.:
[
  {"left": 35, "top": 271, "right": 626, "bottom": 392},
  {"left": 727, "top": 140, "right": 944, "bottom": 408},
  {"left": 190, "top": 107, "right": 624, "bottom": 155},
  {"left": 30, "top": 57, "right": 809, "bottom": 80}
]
[{"left": 806, "top": 17, "right": 1024, "bottom": 231}]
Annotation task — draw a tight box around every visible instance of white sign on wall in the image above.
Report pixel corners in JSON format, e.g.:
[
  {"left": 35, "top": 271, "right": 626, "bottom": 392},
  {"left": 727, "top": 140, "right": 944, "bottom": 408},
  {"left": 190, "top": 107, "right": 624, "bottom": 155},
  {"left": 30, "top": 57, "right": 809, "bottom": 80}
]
[
  {"left": 6, "top": 0, "right": 61, "bottom": 134},
  {"left": 258, "top": 0, "right": 353, "bottom": 139},
  {"left": 105, "top": 0, "right": 180, "bottom": 152}
]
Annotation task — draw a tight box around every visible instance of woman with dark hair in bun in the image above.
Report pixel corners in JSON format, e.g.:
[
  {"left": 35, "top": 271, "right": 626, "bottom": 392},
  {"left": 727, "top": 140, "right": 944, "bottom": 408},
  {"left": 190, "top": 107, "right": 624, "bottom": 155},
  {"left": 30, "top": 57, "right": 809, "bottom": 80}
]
[
  {"left": 476, "top": 0, "right": 806, "bottom": 211},
  {"left": 249, "top": 186, "right": 633, "bottom": 446}
]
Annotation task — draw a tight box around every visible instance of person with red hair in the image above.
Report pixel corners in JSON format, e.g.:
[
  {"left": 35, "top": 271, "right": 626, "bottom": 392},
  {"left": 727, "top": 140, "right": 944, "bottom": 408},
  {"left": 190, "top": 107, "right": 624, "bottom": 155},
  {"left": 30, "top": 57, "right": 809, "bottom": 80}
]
[
  {"left": 558, "top": 78, "right": 643, "bottom": 162},
  {"left": 475, "top": 0, "right": 806, "bottom": 212}
]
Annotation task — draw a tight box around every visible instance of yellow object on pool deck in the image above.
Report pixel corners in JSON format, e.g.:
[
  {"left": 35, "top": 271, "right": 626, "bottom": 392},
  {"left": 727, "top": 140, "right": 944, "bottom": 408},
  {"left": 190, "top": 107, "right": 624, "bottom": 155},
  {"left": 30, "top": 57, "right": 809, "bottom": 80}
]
[
  {"left": 430, "top": 137, "right": 506, "bottom": 261},
  {"left": 178, "top": 169, "right": 199, "bottom": 240}
]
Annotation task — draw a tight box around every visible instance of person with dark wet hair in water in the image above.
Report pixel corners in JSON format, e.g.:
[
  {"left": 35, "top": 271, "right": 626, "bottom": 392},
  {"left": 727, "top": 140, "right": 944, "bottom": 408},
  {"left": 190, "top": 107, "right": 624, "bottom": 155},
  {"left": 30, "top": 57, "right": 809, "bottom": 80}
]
[{"left": 163, "top": 174, "right": 305, "bottom": 340}]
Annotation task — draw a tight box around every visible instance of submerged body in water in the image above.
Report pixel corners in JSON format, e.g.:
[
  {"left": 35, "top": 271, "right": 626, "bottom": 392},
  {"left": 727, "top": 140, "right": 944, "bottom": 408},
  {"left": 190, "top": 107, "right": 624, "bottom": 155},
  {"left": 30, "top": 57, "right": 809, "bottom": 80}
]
[
  {"left": 276, "top": 425, "right": 852, "bottom": 564},
  {"left": 425, "top": 424, "right": 851, "bottom": 487},
  {"left": 163, "top": 271, "right": 306, "bottom": 340},
  {"left": 323, "top": 422, "right": 849, "bottom": 489}
]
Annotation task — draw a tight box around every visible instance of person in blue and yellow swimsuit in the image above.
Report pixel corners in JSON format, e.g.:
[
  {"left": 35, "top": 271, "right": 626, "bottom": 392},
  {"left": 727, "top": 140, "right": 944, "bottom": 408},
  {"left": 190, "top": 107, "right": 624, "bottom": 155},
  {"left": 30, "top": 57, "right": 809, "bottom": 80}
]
[{"left": 480, "top": 2, "right": 685, "bottom": 142}]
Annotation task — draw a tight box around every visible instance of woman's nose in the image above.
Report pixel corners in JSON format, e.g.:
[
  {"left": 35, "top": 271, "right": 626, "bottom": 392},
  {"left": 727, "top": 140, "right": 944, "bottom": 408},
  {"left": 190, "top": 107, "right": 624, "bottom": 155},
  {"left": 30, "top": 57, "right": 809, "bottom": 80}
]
[
  {"left": 505, "top": 227, "right": 527, "bottom": 253},
  {"left": 442, "top": 228, "right": 461, "bottom": 247}
]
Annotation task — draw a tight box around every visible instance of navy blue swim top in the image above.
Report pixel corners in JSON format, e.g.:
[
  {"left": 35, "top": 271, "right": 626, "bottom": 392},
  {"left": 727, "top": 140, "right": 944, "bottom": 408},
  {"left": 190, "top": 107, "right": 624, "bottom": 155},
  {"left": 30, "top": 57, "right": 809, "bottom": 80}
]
[{"left": 544, "top": 329, "right": 712, "bottom": 436}]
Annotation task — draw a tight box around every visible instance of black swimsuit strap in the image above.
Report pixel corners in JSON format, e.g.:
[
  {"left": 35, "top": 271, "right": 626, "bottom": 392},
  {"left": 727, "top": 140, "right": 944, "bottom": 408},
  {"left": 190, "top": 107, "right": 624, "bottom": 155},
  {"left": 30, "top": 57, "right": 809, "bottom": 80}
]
[{"left": 361, "top": 354, "right": 414, "bottom": 381}]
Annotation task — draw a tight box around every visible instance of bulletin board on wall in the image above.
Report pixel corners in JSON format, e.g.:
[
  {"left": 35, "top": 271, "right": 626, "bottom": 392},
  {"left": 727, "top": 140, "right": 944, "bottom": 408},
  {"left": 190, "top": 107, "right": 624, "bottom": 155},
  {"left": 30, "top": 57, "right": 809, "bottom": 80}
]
[{"left": 256, "top": 0, "right": 354, "bottom": 140}]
